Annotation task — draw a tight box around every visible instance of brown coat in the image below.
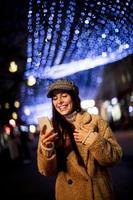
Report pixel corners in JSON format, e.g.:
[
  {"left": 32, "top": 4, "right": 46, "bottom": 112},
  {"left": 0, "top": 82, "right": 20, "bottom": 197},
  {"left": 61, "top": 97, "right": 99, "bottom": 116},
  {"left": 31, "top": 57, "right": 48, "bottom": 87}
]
[{"left": 37, "top": 111, "right": 122, "bottom": 200}]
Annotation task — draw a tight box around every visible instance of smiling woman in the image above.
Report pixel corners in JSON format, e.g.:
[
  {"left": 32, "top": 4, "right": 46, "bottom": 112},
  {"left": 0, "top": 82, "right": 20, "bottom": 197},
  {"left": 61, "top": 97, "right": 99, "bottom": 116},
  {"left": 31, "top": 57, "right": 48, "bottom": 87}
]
[
  {"left": 37, "top": 78, "right": 122, "bottom": 200},
  {"left": 52, "top": 92, "right": 74, "bottom": 116}
]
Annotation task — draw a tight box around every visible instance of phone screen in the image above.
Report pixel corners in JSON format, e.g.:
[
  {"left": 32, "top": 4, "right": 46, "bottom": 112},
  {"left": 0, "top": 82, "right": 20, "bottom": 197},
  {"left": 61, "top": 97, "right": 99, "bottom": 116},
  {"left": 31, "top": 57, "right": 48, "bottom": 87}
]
[{"left": 38, "top": 116, "right": 53, "bottom": 133}]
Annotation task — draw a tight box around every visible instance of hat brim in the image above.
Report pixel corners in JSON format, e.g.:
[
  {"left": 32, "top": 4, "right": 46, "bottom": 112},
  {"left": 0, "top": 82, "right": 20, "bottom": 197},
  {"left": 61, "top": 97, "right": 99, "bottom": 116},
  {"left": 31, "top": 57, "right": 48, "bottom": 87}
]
[{"left": 47, "top": 88, "right": 76, "bottom": 98}]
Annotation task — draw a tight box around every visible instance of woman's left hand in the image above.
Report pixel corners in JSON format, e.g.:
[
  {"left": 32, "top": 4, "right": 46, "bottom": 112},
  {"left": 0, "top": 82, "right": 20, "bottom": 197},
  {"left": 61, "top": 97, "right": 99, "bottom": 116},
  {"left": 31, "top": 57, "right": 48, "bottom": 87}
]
[{"left": 73, "top": 127, "right": 93, "bottom": 143}]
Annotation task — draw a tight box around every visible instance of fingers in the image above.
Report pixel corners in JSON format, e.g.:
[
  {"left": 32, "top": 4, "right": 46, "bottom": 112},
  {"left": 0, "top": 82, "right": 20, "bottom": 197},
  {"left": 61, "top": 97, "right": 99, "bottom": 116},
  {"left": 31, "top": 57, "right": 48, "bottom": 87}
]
[
  {"left": 73, "top": 135, "right": 81, "bottom": 142},
  {"left": 41, "top": 125, "right": 54, "bottom": 134},
  {"left": 73, "top": 131, "right": 82, "bottom": 143},
  {"left": 41, "top": 132, "right": 58, "bottom": 144},
  {"left": 73, "top": 128, "right": 92, "bottom": 143}
]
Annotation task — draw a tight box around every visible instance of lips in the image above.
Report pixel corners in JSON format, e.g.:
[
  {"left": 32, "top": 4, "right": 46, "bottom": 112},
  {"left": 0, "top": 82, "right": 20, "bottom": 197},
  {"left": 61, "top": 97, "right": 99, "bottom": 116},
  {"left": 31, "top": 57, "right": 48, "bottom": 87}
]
[{"left": 58, "top": 105, "right": 68, "bottom": 111}]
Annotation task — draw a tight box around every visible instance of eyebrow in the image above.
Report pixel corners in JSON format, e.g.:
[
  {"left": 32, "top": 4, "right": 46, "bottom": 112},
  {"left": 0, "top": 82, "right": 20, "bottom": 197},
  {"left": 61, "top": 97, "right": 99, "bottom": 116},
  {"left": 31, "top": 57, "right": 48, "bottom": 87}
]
[{"left": 52, "top": 92, "right": 69, "bottom": 98}]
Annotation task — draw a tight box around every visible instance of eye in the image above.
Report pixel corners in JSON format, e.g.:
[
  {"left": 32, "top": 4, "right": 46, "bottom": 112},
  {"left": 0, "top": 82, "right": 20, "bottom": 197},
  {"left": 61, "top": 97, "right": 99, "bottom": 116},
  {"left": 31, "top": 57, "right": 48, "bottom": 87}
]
[
  {"left": 52, "top": 96, "right": 57, "bottom": 101},
  {"left": 62, "top": 94, "right": 67, "bottom": 97}
]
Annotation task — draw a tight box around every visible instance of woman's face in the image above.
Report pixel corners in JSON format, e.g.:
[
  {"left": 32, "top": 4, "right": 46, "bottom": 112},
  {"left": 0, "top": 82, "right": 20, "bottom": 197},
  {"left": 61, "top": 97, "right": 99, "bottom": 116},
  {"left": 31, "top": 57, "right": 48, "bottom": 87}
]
[{"left": 52, "top": 91, "right": 73, "bottom": 116}]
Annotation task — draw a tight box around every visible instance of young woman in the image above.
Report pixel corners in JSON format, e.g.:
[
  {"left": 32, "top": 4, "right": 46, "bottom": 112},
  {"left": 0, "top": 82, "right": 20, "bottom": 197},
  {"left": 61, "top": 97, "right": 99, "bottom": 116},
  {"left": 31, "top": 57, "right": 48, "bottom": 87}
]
[{"left": 37, "top": 79, "right": 122, "bottom": 200}]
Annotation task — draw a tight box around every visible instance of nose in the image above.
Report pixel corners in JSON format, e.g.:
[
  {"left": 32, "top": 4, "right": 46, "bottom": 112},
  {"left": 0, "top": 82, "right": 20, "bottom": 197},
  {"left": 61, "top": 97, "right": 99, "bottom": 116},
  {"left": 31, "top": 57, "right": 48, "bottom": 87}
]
[{"left": 57, "top": 96, "right": 63, "bottom": 104}]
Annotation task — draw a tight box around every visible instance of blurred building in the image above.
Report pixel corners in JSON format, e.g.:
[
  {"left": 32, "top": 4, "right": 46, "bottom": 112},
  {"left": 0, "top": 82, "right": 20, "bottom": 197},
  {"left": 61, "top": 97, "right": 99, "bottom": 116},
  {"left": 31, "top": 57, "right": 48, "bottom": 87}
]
[{"left": 96, "top": 54, "right": 133, "bottom": 130}]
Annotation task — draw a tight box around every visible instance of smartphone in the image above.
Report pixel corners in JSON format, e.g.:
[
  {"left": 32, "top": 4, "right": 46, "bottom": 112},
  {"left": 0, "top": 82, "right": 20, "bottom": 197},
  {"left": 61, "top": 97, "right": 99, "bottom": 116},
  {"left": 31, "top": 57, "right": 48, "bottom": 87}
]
[{"left": 37, "top": 116, "right": 53, "bottom": 133}]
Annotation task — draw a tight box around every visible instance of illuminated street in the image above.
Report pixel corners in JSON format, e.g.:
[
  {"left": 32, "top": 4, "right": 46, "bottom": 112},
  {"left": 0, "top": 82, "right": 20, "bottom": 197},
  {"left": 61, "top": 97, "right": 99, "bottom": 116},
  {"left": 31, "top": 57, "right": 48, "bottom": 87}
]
[{"left": 0, "top": 1, "right": 133, "bottom": 200}]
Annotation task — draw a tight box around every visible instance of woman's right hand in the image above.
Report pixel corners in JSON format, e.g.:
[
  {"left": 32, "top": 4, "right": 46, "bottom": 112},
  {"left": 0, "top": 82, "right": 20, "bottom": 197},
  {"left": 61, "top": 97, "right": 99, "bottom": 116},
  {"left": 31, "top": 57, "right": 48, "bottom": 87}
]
[{"left": 40, "top": 125, "right": 58, "bottom": 146}]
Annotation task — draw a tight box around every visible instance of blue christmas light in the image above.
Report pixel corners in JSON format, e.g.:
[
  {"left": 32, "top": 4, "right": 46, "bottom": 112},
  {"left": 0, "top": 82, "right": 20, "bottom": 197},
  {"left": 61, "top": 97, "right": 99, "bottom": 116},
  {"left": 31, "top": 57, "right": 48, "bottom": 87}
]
[{"left": 21, "top": 0, "right": 133, "bottom": 124}]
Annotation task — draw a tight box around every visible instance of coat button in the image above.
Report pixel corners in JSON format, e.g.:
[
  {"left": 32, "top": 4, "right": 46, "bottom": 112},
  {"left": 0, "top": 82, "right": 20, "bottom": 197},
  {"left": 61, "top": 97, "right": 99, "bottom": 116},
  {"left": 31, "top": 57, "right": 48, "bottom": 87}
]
[{"left": 67, "top": 179, "right": 73, "bottom": 184}]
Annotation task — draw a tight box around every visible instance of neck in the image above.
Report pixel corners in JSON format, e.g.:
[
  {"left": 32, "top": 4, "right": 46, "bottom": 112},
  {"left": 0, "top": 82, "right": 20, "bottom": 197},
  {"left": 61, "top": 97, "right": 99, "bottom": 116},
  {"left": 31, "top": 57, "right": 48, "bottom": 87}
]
[{"left": 64, "top": 110, "right": 77, "bottom": 122}]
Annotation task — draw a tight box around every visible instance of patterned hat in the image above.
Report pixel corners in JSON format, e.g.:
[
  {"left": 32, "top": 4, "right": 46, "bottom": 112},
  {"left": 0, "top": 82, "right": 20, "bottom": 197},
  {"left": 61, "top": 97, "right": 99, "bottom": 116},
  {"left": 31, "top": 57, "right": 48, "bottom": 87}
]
[{"left": 47, "top": 79, "right": 79, "bottom": 98}]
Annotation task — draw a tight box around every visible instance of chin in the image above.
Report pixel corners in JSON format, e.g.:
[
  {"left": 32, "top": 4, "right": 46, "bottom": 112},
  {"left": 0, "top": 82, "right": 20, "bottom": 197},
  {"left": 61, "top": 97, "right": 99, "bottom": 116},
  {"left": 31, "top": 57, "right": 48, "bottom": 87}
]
[
  {"left": 59, "top": 110, "right": 69, "bottom": 115},
  {"left": 61, "top": 112, "right": 68, "bottom": 116}
]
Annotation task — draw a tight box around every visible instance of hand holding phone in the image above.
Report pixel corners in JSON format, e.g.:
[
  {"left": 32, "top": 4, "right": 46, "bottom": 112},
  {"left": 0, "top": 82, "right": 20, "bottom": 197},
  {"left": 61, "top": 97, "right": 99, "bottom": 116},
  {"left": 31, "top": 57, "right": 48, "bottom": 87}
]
[
  {"left": 38, "top": 116, "right": 58, "bottom": 144},
  {"left": 38, "top": 116, "right": 53, "bottom": 133}
]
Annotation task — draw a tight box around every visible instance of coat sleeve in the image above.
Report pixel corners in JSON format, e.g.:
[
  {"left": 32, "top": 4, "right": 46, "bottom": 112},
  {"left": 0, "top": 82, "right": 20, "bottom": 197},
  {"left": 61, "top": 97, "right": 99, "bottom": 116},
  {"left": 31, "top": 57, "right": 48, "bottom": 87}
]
[
  {"left": 37, "top": 135, "right": 57, "bottom": 176},
  {"left": 87, "top": 116, "right": 122, "bottom": 167}
]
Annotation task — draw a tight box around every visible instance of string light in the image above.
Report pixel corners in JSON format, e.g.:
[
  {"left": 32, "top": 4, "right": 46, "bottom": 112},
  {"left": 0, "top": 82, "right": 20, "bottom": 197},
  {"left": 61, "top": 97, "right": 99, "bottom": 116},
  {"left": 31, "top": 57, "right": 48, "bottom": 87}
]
[
  {"left": 21, "top": 0, "right": 133, "bottom": 124},
  {"left": 25, "top": 0, "right": 132, "bottom": 79}
]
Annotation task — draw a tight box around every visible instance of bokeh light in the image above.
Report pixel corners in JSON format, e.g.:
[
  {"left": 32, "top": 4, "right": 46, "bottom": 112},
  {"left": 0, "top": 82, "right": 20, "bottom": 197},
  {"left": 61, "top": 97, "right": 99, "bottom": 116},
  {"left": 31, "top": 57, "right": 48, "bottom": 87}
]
[{"left": 20, "top": 0, "right": 133, "bottom": 124}]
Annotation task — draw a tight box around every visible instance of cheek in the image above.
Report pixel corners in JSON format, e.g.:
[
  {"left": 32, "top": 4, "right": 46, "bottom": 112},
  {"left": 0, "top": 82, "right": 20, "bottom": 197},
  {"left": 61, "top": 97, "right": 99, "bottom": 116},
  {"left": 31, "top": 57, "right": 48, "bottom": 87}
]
[{"left": 69, "top": 102, "right": 74, "bottom": 111}]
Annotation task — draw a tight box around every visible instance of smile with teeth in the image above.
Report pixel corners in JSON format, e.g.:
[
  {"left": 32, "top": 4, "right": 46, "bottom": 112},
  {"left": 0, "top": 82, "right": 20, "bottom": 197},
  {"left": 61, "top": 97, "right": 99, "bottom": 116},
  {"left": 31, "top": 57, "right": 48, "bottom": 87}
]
[{"left": 58, "top": 105, "right": 67, "bottom": 111}]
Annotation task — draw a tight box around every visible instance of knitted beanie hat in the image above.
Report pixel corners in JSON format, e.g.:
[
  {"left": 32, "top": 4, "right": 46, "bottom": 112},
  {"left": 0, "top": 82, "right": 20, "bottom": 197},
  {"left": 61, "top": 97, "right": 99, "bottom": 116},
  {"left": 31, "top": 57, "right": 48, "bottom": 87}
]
[{"left": 47, "top": 79, "right": 79, "bottom": 98}]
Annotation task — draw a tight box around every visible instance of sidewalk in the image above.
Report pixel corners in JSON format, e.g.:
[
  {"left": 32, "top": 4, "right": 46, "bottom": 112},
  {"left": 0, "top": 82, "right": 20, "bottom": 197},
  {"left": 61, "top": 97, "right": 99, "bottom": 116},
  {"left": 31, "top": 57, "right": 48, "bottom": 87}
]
[
  {"left": 114, "top": 129, "right": 133, "bottom": 155},
  {"left": 110, "top": 129, "right": 133, "bottom": 200}
]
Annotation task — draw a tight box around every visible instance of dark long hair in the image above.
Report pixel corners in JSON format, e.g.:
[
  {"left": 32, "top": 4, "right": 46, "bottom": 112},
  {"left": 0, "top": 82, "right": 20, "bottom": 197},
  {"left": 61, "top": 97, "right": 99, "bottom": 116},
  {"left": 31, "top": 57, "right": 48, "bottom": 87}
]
[{"left": 51, "top": 91, "right": 85, "bottom": 171}]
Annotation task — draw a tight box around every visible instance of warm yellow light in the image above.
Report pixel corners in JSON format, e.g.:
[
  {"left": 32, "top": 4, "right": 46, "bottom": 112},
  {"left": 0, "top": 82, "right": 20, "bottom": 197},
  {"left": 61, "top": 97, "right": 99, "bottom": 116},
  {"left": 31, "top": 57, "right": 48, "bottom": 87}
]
[
  {"left": 9, "top": 61, "right": 18, "bottom": 73},
  {"left": 14, "top": 101, "right": 20, "bottom": 108},
  {"left": 29, "top": 125, "right": 36, "bottom": 133},
  {"left": 12, "top": 112, "right": 18, "bottom": 120},
  {"left": 5, "top": 103, "right": 10, "bottom": 109},
  {"left": 27, "top": 75, "right": 36, "bottom": 86}
]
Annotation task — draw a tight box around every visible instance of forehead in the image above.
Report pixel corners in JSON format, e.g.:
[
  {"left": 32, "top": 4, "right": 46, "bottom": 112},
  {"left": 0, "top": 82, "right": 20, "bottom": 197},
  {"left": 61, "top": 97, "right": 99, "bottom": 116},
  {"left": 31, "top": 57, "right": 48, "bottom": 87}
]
[{"left": 52, "top": 89, "right": 70, "bottom": 96}]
